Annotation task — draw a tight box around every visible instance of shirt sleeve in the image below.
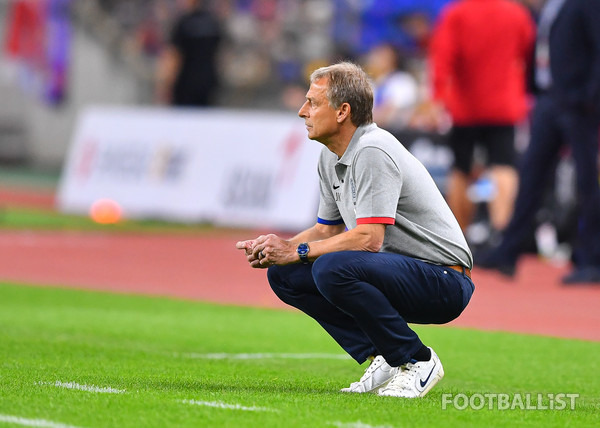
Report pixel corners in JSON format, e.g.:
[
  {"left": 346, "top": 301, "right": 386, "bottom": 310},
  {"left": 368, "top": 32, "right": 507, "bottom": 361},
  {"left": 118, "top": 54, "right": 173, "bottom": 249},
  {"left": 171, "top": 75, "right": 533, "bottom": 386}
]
[
  {"left": 316, "top": 160, "right": 344, "bottom": 225},
  {"left": 352, "top": 146, "right": 401, "bottom": 225}
]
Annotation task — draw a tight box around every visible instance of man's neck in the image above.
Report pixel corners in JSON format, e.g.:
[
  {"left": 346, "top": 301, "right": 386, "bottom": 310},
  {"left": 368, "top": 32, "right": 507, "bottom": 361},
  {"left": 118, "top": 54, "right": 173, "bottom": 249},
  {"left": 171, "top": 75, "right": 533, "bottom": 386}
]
[{"left": 323, "top": 125, "right": 358, "bottom": 158}]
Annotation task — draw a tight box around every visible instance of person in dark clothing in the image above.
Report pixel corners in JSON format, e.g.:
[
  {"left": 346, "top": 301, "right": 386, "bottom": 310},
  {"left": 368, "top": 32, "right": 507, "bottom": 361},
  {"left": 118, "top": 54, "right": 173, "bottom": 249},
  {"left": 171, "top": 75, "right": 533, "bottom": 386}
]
[
  {"left": 476, "top": 0, "right": 600, "bottom": 284},
  {"left": 156, "top": 0, "right": 222, "bottom": 106}
]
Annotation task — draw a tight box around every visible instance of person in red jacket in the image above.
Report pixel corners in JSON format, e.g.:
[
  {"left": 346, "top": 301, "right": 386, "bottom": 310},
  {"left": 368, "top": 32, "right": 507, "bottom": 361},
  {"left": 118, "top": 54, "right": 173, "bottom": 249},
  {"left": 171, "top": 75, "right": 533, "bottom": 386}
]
[{"left": 429, "top": 0, "right": 535, "bottom": 242}]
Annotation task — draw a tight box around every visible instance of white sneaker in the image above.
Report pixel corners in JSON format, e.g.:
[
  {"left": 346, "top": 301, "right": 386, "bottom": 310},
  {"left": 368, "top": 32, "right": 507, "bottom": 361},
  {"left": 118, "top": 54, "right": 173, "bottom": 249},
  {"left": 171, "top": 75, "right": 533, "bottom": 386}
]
[
  {"left": 340, "top": 355, "right": 398, "bottom": 393},
  {"left": 378, "top": 347, "right": 444, "bottom": 398}
]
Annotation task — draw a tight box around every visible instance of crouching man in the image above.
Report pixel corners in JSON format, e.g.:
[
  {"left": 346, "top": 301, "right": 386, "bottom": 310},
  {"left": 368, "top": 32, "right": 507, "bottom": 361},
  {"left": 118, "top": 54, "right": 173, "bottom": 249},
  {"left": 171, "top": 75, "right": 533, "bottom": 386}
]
[{"left": 236, "top": 62, "right": 474, "bottom": 398}]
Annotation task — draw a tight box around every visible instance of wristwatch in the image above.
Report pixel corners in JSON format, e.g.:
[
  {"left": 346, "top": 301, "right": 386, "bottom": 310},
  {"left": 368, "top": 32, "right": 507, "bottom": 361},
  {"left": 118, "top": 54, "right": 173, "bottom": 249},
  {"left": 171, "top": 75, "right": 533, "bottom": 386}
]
[{"left": 297, "top": 242, "right": 310, "bottom": 264}]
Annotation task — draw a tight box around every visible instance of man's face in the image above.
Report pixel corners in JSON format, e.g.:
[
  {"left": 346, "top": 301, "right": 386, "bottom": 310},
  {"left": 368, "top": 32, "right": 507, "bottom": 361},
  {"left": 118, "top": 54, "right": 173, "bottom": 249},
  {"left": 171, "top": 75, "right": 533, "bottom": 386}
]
[{"left": 298, "top": 78, "right": 340, "bottom": 142}]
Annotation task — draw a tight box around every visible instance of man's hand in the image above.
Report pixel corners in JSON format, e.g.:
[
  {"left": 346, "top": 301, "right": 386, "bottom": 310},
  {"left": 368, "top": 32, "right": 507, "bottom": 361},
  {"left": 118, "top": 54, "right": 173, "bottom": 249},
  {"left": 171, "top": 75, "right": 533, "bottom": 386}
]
[
  {"left": 235, "top": 234, "right": 297, "bottom": 268},
  {"left": 235, "top": 239, "right": 263, "bottom": 268}
]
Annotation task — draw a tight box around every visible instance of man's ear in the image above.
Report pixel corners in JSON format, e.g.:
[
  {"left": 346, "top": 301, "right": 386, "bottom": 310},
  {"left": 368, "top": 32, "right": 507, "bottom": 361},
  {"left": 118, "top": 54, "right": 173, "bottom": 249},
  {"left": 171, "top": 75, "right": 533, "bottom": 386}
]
[{"left": 336, "top": 103, "right": 351, "bottom": 123}]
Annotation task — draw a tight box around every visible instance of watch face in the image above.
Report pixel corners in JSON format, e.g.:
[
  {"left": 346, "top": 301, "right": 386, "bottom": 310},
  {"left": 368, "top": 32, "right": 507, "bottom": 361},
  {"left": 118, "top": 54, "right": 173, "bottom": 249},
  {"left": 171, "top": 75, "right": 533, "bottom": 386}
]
[{"left": 297, "top": 243, "right": 309, "bottom": 255}]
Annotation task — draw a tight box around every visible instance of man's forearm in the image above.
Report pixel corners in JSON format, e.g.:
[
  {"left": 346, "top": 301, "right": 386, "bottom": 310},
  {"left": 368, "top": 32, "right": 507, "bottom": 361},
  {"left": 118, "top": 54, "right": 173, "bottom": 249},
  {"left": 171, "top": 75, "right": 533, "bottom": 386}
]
[
  {"left": 288, "top": 223, "right": 345, "bottom": 246},
  {"left": 286, "top": 223, "right": 385, "bottom": 263}
]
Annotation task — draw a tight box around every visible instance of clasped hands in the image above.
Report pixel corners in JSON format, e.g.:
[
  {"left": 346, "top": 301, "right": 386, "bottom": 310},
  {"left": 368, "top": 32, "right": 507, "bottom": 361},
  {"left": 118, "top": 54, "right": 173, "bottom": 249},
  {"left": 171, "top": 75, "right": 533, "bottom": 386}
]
[{"left": 235, "top": 234, "right": 297, "bottom": 268}]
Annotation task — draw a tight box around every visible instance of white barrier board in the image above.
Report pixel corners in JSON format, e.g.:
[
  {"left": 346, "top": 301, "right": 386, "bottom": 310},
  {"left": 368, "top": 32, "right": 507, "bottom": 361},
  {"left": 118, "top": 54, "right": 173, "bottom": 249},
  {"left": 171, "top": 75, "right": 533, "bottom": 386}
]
[{"left": 57, "top": 106, "right": 322, "bottom": 231}]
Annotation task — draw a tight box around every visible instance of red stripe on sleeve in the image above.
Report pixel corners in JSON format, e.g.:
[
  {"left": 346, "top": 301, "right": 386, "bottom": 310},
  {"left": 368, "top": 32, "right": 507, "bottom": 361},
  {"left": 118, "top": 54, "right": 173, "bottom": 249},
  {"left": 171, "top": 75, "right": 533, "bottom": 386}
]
[{"left": 356, "top": 217, "right": 395, "bottom": 225}]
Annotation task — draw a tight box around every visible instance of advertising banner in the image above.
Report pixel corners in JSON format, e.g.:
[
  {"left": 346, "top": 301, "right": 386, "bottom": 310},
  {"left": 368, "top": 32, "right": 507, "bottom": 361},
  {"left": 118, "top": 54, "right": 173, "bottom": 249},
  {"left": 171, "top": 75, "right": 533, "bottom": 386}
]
[{"left": 57, "top": 106, "right": 322, "bottom": 231}]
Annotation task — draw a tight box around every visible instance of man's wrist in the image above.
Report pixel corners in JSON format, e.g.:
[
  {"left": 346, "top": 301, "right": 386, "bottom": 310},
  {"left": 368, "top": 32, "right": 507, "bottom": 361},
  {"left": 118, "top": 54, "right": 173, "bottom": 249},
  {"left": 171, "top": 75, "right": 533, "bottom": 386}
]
[{"left": 296, "top": 242, "right": 310, "bottom": 264}]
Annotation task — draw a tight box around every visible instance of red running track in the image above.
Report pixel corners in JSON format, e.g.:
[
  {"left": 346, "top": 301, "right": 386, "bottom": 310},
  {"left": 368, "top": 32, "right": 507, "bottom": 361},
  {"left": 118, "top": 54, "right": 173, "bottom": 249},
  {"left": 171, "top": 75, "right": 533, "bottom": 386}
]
[{"left": 0, "top": 229, "right": 598, "bottom": 342}]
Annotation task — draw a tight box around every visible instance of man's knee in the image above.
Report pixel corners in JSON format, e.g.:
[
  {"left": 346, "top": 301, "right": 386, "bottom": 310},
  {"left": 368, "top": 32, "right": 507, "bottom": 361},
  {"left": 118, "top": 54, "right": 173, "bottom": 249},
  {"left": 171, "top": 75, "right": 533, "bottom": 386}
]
[
  {"left": 267, "top": 264, "right": 316, "bottom": 305},
  {"left": 312, "top": 252, "right": 353, "bottom": 301},
  {"left": 267, "top": 265, "right": 286, "bottom": 296},
  {"left": 312, "top": 253, "right": 338, "bottom": 283}
]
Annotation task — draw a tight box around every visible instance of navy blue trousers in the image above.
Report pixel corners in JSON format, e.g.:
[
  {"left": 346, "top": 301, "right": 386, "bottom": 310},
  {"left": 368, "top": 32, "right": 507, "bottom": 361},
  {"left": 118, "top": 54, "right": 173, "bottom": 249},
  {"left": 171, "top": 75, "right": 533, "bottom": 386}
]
[
  {"left": 267, "top": 251, "right": 474, "bottom": 367},
  {"left": 495, "top": 95, "right": 600, "bottom": 266}
]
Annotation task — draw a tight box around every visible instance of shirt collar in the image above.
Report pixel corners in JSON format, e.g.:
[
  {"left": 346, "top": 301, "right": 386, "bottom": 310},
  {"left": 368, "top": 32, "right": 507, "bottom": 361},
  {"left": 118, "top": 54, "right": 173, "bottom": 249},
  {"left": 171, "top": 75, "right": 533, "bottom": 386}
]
[{"left": 337, "top": 123, "right": 377, "bottom": 166}]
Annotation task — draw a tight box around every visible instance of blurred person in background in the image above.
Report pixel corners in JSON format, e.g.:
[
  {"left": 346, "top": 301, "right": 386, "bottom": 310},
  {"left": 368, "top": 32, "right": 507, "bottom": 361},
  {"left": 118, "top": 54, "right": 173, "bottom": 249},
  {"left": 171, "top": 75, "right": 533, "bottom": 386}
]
[
  {"left": 364, "top": 43, "right": 420, "bottom": 133},
  {"left": 237, "top": 62, "right": 473, "bottom": 398},
  {"left": 520, "top": 0, "right": 545, "bottom": 17},
  {"left": 477, "top": 0, "right": 600, "bottom": 284},
  {"left": 155, "top": 0, "right": 222, "bottom": 106},
  {"left": 397, "top": 10, "right": 435, "bottom": 59},
  {"left": 428, "top": 0, "right": 535, "bottom": 245},
  {"left": 4, "top": 0, "right": 72, "bottom": 106}
]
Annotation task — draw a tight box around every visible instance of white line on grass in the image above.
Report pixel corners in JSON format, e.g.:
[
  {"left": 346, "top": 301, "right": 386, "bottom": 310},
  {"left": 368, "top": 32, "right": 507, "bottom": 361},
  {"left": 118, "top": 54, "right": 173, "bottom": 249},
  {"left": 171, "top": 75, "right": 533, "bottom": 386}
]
[
  {"left": 180, "top": 352, "right": 352, "bottom": 360},
  {"left": 0, "top": 414, "right": 82, "bottom": 428},
  {"left": 182, "top": 399, "right": 279, "bottom": 412},
  {"left": 37, "top": 381, "right": 125, "bottom": 394},
  {"left": 330, "top": 421, "right": 394, "bottom": 428}
]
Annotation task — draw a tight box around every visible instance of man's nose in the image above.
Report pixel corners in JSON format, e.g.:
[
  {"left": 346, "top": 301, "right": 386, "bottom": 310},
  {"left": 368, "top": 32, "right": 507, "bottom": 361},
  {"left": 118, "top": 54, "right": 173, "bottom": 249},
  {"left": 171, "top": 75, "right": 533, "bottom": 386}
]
[{"left": 298, "top": 101, "right": 308, "bottom": 118}]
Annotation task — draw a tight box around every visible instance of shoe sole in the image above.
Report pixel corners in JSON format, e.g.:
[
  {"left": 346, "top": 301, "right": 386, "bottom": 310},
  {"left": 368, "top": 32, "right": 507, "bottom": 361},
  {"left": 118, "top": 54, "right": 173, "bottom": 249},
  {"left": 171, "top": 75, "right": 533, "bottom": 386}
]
[{"left": 340, "top": 377, "right": 395, "bottom": 394}]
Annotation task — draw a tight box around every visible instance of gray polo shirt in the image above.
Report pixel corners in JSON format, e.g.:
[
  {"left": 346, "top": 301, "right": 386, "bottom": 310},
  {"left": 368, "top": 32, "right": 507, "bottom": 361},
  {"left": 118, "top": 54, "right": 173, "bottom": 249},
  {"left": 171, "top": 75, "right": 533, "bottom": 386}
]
[{"left": 317, "top": 123, "right": 473, "bottom": 269}]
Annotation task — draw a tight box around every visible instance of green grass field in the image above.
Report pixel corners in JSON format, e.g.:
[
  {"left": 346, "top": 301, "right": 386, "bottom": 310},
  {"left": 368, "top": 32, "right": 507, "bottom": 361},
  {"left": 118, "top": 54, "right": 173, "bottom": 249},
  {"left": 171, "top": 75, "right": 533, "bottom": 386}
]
[
  {"left": 1, "top": 282, "right": 598, "bottom": 428},
  {"left": 0, "top": 206, "right": 214, "bottom": 234}
]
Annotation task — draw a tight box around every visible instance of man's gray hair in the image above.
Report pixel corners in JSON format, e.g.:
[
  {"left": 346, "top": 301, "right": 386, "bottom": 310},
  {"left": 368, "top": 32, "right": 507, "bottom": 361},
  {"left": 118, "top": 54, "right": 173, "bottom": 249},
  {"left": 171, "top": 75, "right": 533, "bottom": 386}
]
[{"left": 310, "top": 62, "right": 374, "bottom": 127}]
